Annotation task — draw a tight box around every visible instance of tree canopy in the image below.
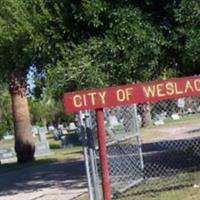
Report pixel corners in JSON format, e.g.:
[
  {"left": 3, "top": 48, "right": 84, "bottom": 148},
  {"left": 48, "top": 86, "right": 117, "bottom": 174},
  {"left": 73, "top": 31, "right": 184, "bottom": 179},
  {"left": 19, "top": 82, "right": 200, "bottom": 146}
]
[
  {"left": 38, "top": 0, "right": 200, "bottom": 98},
  {"left": 1, "top": 0, "right": 199, "bottom": 95},
  {"left": 0, "top": 0, "right": 200, "bottom": 124},
  {"left": 174, "top": 0, "right": 200, "bottom": 74}
]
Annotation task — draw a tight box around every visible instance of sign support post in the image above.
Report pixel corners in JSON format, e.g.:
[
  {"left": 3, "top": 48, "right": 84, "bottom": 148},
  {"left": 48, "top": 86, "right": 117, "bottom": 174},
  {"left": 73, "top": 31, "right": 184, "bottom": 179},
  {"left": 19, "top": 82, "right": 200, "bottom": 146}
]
[{"left": 96, "top": 108, "right": 111, "bottom": 200}]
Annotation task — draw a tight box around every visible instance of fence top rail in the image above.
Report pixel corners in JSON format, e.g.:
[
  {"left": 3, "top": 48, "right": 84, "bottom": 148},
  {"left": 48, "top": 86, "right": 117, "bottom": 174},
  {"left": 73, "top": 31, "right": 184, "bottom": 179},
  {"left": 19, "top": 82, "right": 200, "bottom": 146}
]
[{"left": 64, "top": 76, "right": 200, "bottom": 113}]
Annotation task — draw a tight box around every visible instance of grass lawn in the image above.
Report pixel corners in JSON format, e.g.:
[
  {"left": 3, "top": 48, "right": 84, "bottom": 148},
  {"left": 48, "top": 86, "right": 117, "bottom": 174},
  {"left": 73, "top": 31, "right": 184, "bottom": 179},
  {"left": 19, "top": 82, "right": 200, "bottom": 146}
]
[
  {"left": 163, "top": 113, "right": 200, "bottom": 127},
  {"left": 118, "top": 187, "right": 200, "bottom": 200},
  {"left": 140, "top": 113, "right": 200, "bottom": 142},
  {"left": 150, "top": 112, "right": 200, "bottom": 129},
  {"left": 118, "top": 170, "right": 200, "bottom": 199},
  {"left": 47, "top": 135, "right": 82, "bottom": 160},
  {"left": 75, "top": 187, "right": 200, "bottom": 200},
  {"left": 76, "top": 188, "right": 200, "bottom": 200},
  {"left": 75, "top": 170, "right": 200, "bottom": 200}
]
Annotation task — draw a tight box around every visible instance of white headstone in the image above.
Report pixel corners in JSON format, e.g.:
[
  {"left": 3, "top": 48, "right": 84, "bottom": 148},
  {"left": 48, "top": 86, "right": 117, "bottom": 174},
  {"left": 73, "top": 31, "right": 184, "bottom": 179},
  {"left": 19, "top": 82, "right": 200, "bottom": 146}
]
[
  {"left": 38, "top": 127, "right": 48, "bottom": 134},
  {"left": 109, "top": 115, "right": 120, "bottom": 128},
  {"left": 177, "top": 98, "right": 185, "bottom": 108},
  {"left": 171, "top": 113, "right": 180, "bottom": 120},
  {"left": 58, "top": 124, "right": 64, "bottom": 129},
  {"left": 48, "top": 125, "right": 55, "bottom": 131},
  {"left": 3, "top": 135, "right": 14, "bottom": 140},
  {"left": 38, "top": 127, "right": 48, "bottom": 142},
  {"left": 35, "top": 141, "right": 51, "bottom": 156},
  {"left": 0, "top": 148, "right": 16, "bottom": 164},
  {"left": 154, "top": 119, "right": 164, "bottom": 126},
  {"left": 62, "top": 129, "right": 68, "bottom": 134},
  {"left": 32, "top": 126, "right": 38, "bottom": 135},
  {"left": 69, "top": 122, "right": 77, "bottom": 130}
]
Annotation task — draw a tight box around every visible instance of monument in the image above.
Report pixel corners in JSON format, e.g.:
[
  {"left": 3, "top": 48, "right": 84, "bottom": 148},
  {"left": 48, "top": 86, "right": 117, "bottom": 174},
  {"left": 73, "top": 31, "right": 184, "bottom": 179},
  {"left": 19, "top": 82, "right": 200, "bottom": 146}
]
[
  {"left": 0, "top": 147, "right": 16, "bottom": 164},
  {"left": 35, "top": 127, "right": 51, "bottom": 156}
]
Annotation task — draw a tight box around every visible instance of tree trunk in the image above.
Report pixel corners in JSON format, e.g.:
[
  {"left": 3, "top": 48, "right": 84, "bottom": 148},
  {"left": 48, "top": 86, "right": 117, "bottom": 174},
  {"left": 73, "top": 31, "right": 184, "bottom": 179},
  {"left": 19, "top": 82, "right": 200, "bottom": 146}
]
[
  {"left": 141, "top": 103, "right": 152, "bottom": 128},
  {"left": 9, "top": 74, "right": 35, "bottom": 163}
]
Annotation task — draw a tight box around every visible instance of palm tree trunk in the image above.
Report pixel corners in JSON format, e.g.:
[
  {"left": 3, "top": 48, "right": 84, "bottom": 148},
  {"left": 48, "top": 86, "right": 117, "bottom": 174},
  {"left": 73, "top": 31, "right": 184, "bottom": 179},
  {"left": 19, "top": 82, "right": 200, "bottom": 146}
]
[{"left": 9, "top": 73, "right": 35, "bottom": 163}]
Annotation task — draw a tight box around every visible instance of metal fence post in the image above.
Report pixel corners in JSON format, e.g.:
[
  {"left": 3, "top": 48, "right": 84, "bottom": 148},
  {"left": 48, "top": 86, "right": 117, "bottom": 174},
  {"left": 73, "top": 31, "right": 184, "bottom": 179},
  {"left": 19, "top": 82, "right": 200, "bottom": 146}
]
[
  {"left": 79, "top": 111, "right": 94, "bottom": 200},
  {"left": 85, "top": 112, "right": 101, "bottom": 200},
  {"left": 133, "top": 104, "right": 144, "bottom": 171}
]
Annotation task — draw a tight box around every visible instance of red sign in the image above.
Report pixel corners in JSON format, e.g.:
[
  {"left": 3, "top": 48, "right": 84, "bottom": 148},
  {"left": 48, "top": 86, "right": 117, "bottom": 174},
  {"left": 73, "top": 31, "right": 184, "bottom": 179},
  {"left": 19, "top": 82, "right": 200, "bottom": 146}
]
[{"left": 64, "top": 76, "right": 200, "bottom": 113}]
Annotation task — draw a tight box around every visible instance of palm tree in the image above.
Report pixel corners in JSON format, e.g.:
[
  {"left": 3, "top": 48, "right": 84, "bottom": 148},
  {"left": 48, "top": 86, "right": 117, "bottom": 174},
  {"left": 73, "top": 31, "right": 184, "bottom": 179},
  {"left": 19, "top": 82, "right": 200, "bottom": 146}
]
[{"left": 9, "top": 73, "right": 35, "bottom": 163}]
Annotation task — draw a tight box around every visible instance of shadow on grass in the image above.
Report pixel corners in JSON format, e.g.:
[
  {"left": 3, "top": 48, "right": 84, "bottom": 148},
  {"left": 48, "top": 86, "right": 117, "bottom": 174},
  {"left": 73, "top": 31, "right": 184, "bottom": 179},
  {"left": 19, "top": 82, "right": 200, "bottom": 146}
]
[
  {"left": 0, "top": 158, "right": 57, "bottom": 174},
  {"left": 0, "top": 159, "right": 86, "bottom": 197}
]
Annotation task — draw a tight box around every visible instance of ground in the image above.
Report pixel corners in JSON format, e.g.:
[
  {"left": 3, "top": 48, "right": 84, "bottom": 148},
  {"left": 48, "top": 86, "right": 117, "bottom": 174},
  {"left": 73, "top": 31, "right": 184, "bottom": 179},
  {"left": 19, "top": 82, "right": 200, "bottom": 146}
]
[
  {"left": 0, "top": 158, "right": 87, "bottom": 200},
  {"left": 0, "top": 135, "right": 87, "bottom": 200},
  {"left": 1, "top": 113, "right": 200, "bottom": 200}
]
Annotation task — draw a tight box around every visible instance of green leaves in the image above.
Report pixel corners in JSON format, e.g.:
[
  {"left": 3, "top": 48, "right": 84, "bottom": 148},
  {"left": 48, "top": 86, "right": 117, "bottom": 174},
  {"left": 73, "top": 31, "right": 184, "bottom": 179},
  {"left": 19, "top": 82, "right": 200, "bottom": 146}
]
[
  {"left": 175, "top": 0, "right": 200, "bottom": 24},
  {"left": 100, "top": 7, "right": 165, "bottom": 83},
  {"left": 0, "top": 0, "right": 36, "bottom": 76},
  {"left": 1, "top": 0, "right": 199, "bottom": 99},
  {"left": 46, "top": 41, "right": 109, "bottom": 97},
  {"left": 0, "top": 83, "right": 13, "bottom": 133},
  {"left": 74, "top": 0, "right": 108, "bottom": 28},
  {"left": 174, "top": 0, "right": 200, "bottom": 74}
]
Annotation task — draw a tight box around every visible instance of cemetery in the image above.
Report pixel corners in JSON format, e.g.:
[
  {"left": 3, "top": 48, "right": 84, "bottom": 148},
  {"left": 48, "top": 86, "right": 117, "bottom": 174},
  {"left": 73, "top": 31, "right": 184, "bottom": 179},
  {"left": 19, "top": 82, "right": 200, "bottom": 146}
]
[
  {"left": 0, "top": 122, "right": 82, "bottom": 165},
  {"left": 1, "top": 1, "right": 200, "bottom": 200},
  {"left": 1, "top": 80, "right": 200, "bottom": 200}
]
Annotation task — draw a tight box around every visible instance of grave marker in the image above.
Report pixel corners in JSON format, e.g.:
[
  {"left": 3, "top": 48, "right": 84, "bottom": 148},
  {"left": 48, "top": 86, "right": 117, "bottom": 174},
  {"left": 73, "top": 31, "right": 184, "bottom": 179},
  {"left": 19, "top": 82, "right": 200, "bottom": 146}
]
[
  {"left": 35, "top": 127, "right": 51, "bottom": 156},
  {"left": 0, "top": 148, "right": 16, "bottom": 164}
]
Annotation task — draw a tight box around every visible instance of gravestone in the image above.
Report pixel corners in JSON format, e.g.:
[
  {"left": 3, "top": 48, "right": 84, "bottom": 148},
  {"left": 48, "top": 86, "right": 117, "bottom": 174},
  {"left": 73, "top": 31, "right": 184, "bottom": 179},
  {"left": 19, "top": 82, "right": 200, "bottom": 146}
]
[
  {"left": 154, "top": 119, "right": 164, "bottom": 126},
  {"left": 52, "top": 129, "right": 61, "bottom": 140},
  {"left": 109, "top": 115, "right": 120, "bottom": 128},
  {"left": 177, "top": 98, "right": 185, "bottom": 108},
  {"left": 35, "top": 127, "right": 51, "bottom": 156},
  {"left": 171, "top": 113, "right": 180, "bottom": 120},
  {"left": 0, "top": 148, "right": 17, "bottom": 164},
  {"left": 60, "top": 123, "right": 80, "bottom": 148},
  {"left": 32, "top": 126, "right": 39, "bottom": 135},
  {"left": 38, "top": 127, "right": 48, "bottom": 138},
  {"left": 48, "top": 125, "right": 55, "bottom": 132},
  {"left": 3, "top": 135, "right": 14, "bottom": 140},
  {"left": 3, "top": 131, "right": 14, "bottom": 140},
  {"left": 68, "top": 122, "right": 77, "bottom": 134},
  {"left": 69, "top": 122, "right": 77, "bottom": 130},
  {"left": 106, "top": 114, "right": 125, "bottom": 135},
  {"left": 60, "top": 134, "right": 81, "bottom": 148},
  {"left": 38, "top": 127, "right": 47, "bottom": 140},
  {"left": 177, "top": 98, "right": 185, "bottom": 116},
  {"left": 153, "top": 113, "right": 165, "bottom": 126}
]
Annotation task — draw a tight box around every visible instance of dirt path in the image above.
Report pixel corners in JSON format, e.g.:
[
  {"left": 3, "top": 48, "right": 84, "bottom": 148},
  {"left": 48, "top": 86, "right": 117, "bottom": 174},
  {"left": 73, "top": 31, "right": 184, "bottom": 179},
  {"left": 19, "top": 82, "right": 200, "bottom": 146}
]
[
  {"left": 0, "top": 159, "right": 87, "bottom": 200},
  {"left": 143, "top": 123, "right": 200, "bottom": 143}
]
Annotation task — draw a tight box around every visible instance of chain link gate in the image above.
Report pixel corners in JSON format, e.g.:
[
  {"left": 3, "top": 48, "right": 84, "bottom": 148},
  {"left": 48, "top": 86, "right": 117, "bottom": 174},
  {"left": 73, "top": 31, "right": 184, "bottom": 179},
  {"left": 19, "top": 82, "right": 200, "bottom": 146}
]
[
  {"left": 64, "top": 76, "right": 200, "bottom": 200},
  {"left": 78, "top": 104, "right": 144, "bottom": 199},
  {"left": 79, "top": 96, "right": 200, "bottom": 200}
]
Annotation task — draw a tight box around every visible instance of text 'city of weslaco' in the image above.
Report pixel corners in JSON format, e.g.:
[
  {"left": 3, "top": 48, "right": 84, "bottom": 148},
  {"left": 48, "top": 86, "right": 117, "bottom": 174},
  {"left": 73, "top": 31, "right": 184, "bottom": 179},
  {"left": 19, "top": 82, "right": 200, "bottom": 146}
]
[{"left": 64, "top": 76, "right": 200, "bottom": 112}]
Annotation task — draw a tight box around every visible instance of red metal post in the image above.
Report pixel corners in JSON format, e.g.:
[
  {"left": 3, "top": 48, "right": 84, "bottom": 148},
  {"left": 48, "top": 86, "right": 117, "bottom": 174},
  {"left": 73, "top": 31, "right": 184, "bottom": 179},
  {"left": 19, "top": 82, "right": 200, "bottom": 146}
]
[{"left": 96, "top": 108, "right": 111, "bottom": 200}]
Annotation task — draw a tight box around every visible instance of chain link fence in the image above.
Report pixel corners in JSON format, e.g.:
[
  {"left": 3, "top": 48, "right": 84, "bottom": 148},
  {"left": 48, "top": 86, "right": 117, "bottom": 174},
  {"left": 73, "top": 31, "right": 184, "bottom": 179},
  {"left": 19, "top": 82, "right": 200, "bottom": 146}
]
[{"left": 79, "top": 96, "right": 200, "bottom": 200}]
